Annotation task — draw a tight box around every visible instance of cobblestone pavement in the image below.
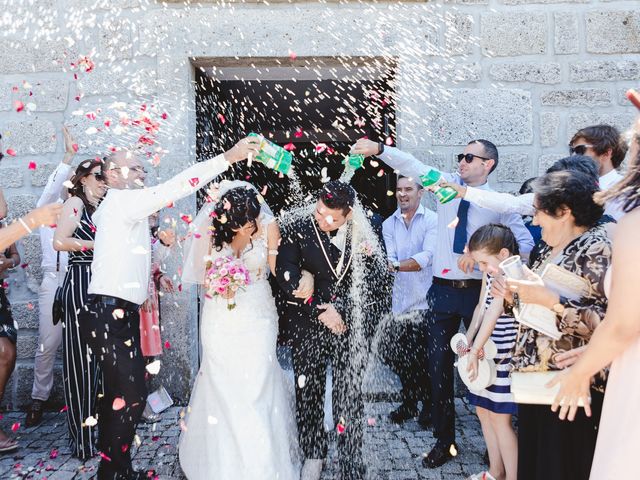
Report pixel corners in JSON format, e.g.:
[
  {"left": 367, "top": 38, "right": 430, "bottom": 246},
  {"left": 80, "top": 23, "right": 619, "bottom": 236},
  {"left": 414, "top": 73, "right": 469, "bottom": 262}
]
[{"left": 0, "top": 399, "right": 485, "bottom": 479}]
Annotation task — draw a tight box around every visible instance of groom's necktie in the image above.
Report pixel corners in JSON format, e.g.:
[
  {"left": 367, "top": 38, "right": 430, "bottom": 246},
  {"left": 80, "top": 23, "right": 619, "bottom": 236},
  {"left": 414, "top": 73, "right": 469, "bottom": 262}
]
[{"left": 453, "top": 199, "right": 470, "bottom": 254}]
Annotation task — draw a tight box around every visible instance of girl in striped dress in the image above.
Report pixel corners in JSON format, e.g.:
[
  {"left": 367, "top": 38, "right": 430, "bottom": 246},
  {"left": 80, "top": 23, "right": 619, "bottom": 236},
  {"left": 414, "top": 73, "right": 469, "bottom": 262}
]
[
  {"left": 464, "top": 224, "right": 519, "bottom": 480},
  {"left": 53, "top": 159, "right": 106, "bottom": 459}
]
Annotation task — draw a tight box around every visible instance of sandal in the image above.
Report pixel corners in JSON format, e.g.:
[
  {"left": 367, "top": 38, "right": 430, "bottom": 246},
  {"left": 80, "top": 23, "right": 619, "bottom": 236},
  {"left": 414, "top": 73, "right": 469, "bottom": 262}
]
[
  {"left": 0, "top": 437, "right": 18, "bottom": 453},
  {"left": 467, "top": 472, "right": 497, "bottom": 480}
]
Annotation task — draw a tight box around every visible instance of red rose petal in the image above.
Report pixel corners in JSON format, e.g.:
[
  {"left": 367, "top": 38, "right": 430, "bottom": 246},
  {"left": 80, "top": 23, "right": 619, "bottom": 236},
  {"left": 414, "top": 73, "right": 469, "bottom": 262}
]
[
  {"left": 11, "top": 422, "right": 20, "bottom": 432},
  {"left": 441, "top": 268, "right": 451, "bottom": 275},
  {"left": 188, "top": 178, "right": 199, "bottom": 187},
  {"left": 283, "top": 142, "right": 296, "bottom": 151},
  {"left": 294, "top": 128, "right": 303, "bottom": 138},
  {"left": 161, "top": 112, "right": 168, "bottom": 120},
  {"left": 164, "top": 341, "right": 171, "bottom": 349},
  {"left": 28, "top": 161, "right": 37, "bottom": 170}
]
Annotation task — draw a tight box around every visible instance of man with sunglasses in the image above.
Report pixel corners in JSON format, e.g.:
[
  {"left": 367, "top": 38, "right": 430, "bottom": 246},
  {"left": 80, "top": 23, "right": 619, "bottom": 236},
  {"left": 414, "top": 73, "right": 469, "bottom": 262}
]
[
  {"left": 81, "top": 136, "right": 259, "bottom": 480},
  {"left": 446, "top": 125, "right": 628, "bottom": 221},
  {"left": 351, "top": 138, "right": 534, "bottom": 469}
]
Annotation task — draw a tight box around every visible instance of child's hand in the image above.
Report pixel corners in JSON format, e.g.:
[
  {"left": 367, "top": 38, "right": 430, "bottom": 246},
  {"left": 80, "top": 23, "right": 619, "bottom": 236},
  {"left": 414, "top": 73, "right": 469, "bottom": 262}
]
[{"left": 467, "top": 351, "right": 479, "bottom": 382}]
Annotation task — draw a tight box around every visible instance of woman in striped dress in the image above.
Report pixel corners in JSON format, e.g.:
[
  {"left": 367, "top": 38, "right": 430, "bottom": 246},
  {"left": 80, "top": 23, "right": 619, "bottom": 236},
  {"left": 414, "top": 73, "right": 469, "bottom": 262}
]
[
  {"left": 463, "top": 224, "right": 519, "bottom": 480},
  {"left": 53, "top": 159, "right": 106, "bottom": 459}
]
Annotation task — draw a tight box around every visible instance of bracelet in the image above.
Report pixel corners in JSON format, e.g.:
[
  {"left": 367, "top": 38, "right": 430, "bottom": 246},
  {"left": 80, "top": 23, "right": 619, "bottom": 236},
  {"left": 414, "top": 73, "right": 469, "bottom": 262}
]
[{"left": 18, "top": 217, "right": 32, "bottom": 234}]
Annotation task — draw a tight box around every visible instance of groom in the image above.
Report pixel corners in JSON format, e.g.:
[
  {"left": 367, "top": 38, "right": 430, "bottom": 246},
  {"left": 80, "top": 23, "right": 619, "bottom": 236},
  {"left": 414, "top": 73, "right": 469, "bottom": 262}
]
[{"left": 276, "top": 181, "right": 366, "bottom": 480}]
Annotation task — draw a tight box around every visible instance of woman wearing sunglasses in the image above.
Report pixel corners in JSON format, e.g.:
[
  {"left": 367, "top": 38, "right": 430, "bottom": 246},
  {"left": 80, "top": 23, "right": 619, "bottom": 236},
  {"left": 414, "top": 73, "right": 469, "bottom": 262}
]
[{"left": 53, "top": 158, "right": 107, "bottom": 459}]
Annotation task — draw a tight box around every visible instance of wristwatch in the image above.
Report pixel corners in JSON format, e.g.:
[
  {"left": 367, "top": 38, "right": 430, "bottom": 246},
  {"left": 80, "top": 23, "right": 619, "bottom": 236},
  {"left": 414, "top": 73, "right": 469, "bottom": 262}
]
[
  {"left": 392, "top": 261, "right": 400, "bottom": 272},
  {"left": 552, "top": 295, "right": 569, "bottom": 314},
  {"left": 377, "top": 142, "right": 385, "bottom": 156}
]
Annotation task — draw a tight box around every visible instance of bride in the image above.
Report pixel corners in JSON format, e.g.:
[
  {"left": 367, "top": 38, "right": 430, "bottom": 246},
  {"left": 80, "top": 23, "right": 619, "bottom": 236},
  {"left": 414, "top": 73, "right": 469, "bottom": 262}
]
[{"left": 179, "top": 180, "right": 300, "bottom": 480}]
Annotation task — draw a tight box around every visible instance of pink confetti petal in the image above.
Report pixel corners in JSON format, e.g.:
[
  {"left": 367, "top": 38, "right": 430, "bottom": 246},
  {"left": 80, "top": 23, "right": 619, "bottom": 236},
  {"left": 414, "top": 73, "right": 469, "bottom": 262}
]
[
  {"left": 11, "top": 422, "right": 20, "bottom": 432},
  {"left": 441, "top": 268, "right": 451, "bottom": 275},
  {"left": 283, "top": 142, "right": 296, "bottom": 151},
  {"left": 294, "top": 128, "right": 303, "bottom": 138},
  {"left": 49, "top": 449, "right": 58, "bottom": 459},
  {"left": 14, "top": 100, "right": 24, "bottom": 112},
  {"left": 288, "top": 50, "right": 297, "bottom": 60},
  {"left": 188, "top": 178, "right": 199, "bottom": 187},
  {"left": 28, "top": 161, "right": 37, "bottom": 170},
  {"left": 164, "top": 341, "right": 171, "bottom": 349},
  {"left": 180, "top": 215, "right": 192, "bottom": 224},
  {"left": 72, "top": 143, "right": 79, "bottom": 153},
  {"left": 112, "top": 397, "right": 126, "bottom": 411},
  {"left": 336, "top": 423, "right": 346, "bottom": 435},
  {"left": 6, "top": 148, "right": 16, "bottom": 156},
  {"left": 367, "top": 418, "right": 376, "bottom": 426},
  {"left": 99, "top": 452, "right": 112, "bottom": 462},
  {"left": 216, "top": 113, "right": 226, "bottom": 124}
]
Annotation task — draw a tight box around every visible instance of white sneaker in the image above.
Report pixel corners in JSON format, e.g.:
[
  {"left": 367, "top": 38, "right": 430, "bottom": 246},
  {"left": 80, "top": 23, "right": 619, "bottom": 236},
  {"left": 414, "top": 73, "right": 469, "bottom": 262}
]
[{"left": 301, "top": 459, "right": 323, "bottom": 480}]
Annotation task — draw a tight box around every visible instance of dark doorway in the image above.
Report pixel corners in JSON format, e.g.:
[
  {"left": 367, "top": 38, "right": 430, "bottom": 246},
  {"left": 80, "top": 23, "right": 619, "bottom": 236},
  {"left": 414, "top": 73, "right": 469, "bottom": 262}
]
[{"left": 194, "top": 59, "right": 398, "bottom": 218}]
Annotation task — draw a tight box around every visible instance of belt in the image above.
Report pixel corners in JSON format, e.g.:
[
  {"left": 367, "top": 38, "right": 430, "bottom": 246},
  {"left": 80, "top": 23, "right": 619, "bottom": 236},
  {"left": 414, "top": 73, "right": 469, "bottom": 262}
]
[
  {"left": 89, "top": 294, "right": 140, "bottom": 312},
  {"left": 432, "top": 277, "right": 482, "bottom": 289}
]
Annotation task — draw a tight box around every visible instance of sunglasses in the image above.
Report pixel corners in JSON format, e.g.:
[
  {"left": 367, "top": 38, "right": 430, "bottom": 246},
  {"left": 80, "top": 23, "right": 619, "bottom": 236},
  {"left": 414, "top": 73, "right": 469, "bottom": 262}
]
[
  {"left": 457, "top": 153, "right": 491, "bottom": 164},
  {"left": 569, "top": 144, "right": 593, "bottom": 155}
]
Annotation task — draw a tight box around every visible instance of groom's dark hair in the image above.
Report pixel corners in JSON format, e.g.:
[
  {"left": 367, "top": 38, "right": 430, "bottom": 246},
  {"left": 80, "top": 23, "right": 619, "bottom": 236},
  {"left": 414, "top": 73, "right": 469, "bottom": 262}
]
[{"left": 318, "top": 181, "right": 356, "bottom": 216}]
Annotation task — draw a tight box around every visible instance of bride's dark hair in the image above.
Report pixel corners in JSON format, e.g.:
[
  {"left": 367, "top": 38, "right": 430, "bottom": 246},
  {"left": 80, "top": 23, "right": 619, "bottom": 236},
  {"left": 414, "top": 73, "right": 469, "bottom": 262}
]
[{"left": 211, "top": 186, "right": 261, "bottom": 252}]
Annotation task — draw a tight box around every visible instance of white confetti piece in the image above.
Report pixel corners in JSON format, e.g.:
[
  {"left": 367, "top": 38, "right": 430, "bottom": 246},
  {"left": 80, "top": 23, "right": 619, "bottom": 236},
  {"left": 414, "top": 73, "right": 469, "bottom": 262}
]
[
  {"left": 447, "top": 217, "right": 460, "bottom": 229},
  {"left": 112, "top": 308, "right": 125, "bottom": 319},
  {"left": 146, "top": 360, "right": 161, "bottom": 375},
  {"left": 84, "top": 416, "right": 98, "bottom": 427},
  {"left": 85, "top": 127, "right": 98, "bottom": 135},
  {"left": 297, "top": 375, "right": 307, "bottom": 388},
  {"left": 207, "top": 416, "right": 218, "bottom": 425}
]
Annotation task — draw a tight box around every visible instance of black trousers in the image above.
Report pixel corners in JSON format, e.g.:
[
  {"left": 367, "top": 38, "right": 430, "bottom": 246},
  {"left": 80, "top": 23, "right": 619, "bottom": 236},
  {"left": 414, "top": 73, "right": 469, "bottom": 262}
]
[
  {"left": 517, "top": 391, "right": 604, "bottom": 480},
  {"left": 79, "top": 300, "right": 147, "bottom": 479},
  {"left": 425, "top": 282, "right": 481, "bottom": 447},
  {"left": 290, "top": 321, "right": 365, "bottom": 475},
  {"left": 381, "top": 311, "right": 431, "bottom": 412}
]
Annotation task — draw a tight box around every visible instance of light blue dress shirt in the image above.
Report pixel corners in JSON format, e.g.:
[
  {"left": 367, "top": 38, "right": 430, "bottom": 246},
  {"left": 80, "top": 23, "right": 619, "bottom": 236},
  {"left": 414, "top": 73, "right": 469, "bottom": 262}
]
[
  {"left": 383, "top": 205, "right": 438, "bottom": 315},
  {"left": 379, "top": 147, "right": 534, "bottom": 281}
]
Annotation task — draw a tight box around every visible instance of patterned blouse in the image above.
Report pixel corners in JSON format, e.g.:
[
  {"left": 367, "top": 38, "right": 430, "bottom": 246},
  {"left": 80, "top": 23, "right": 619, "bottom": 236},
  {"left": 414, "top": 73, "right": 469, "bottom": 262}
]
[{"left": 511, "top": 224, "right": 612, "bottom": 390}]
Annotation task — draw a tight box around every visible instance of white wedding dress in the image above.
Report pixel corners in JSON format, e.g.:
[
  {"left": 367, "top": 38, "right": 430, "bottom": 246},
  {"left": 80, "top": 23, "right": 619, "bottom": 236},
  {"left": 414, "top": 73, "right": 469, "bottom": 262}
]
[{"left": 179, "top": 214, "right": 299, "bottom": 480}]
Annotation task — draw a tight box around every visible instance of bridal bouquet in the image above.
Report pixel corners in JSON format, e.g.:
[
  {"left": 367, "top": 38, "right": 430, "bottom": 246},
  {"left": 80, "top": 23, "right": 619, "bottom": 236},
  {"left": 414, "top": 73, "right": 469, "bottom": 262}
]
[{"left": 204, "top": 256, "right": 251, "bottom": 310}]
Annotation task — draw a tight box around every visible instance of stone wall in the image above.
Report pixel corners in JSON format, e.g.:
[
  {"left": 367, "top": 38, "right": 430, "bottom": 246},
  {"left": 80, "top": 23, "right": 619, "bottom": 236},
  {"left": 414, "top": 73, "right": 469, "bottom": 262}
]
[{"left": 0, "top": 0, "right": 638, "bottom": 407}]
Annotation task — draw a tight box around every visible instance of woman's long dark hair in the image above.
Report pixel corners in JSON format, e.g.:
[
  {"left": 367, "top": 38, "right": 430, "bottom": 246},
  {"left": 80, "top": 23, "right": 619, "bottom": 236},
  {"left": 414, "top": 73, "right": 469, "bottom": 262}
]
[
  {"left": 69, "top": 159, "right": 103, "bottom": 214},
  {"left": 211, "top": 186, "right": 261, "bottom": 252}
]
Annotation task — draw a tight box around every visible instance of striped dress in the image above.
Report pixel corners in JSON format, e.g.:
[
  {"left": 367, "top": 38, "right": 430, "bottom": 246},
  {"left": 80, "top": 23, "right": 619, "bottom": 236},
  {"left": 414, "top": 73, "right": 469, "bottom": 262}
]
[
  {"left": 467, "top": 276, "right": 518, "bottom": 415},
  {"left": 60, "top": 206, "right": 103, "bottom": 459}
]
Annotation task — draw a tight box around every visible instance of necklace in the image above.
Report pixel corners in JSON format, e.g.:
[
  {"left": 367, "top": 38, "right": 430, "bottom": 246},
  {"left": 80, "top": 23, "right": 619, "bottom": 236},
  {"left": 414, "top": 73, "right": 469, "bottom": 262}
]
[{"left": 311, "top": 218, "right": 353, "bottom": 286}]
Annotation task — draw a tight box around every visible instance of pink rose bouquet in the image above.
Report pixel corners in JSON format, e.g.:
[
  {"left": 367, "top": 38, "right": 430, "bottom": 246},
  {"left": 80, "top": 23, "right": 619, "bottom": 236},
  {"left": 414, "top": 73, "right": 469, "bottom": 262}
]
[{"left": 204, "top": 256, "right": 251, "bottom": 310}]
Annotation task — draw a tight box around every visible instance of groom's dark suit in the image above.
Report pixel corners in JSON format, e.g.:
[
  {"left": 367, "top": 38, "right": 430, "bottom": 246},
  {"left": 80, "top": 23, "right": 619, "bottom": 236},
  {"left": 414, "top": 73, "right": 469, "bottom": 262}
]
[{"left": 276, "top": 215, "right": 365, "bottom": 477}]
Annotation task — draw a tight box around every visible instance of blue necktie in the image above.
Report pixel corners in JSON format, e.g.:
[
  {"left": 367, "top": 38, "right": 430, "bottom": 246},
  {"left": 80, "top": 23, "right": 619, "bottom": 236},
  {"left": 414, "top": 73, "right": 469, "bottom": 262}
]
[{"left": 453, "top": 200, "right": 470, "bottom": 254}]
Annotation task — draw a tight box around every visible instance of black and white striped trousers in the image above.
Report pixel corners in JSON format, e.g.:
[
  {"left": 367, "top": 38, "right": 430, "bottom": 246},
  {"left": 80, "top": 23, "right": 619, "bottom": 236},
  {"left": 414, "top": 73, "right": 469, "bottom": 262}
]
[{"left": 61, "top": 261, "right": 103, "bottom": 459}]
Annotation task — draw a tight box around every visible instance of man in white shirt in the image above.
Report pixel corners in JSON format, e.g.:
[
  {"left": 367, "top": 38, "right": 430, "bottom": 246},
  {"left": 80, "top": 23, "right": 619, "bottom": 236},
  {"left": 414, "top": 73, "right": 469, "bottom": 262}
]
[
  {"left": 25, "top": 134, "right": 75, "bottom": 427},
  {"left": 80, "top": 137, "right": 258, "bottom": 480},
  {"left": 381, "top": 175, "right": 437, "bottom": 427}
]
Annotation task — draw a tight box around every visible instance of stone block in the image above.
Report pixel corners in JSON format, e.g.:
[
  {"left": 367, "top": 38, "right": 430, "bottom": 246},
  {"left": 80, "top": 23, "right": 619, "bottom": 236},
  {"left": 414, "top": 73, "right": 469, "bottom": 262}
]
[
  {"left": 11, "top": 301, "right": 39, "bottom": 330},
  {"left": 0, "top": 167, "right": 24, "bottom": 188},
  {"left": 431, "top": 89, "right": 533, "bottom": 146},
  {"left": 0, "top": 84, "right": 10, "bottom": 111},
  {"left": 570, "top": 61, "right": 640, "bottom": 82},
  {"left": 21, "top": 234, "right": 44, "bottom": 290},
  {"left": 538, "top": 154, "right": 566, "bottom": 175},
  {"left": 32, "top": 40, "right": 79, "bottom": 73},
  {"left": 78, "top": 67, "right": 157, "bottom": 97},
  {"left": 6, "top": 194, "right": 38, "bottom": 221},
  {"left": 496, "top": 154, "right": 531, "bottom": 184},
  {"left": 481, "top": 13, "right": 547, "bottom": 57},
  {"left": 501, "top": 0, "right": 587, "bottom": 3},
  {"left": 98, "top": 19, "right": 135, "bottom": 61},
  {"left": 540, "top": 112, "right": 560, "bottom": 147},
  {"left": 444, "top": 13, "right": 474, "bottom": 56},
  {"left": 554, "top": 12, "right": 579, "bottom": 55},
  {"left": 568, "top": 113, "right": 637, "bottom": 142},
  {"left": 0, "top": 39, "right": 35, "bottom": 74},
  {"left": 428, "top": 63, "right": 481, "bottom": 83},
  {"left": 586, "top": 11, "right": 640, "bottom": 54},
  {"left": 17, "top": 330, "right": 39, "bottom": 359},
  {"left": 2, "top": 119, "right": 56, "bottom": 156},
  {"left": 541, "top": 89, "right": 611, "bottom": 107},
  {"left": 489, "top": 62, "right": 561, "bottom": 84},
  {"left": 30, "top": 162, "right": 58, "bottom": 187},
  {"left": 13, "top": 78, "right": 69, "bottom": 112}
]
